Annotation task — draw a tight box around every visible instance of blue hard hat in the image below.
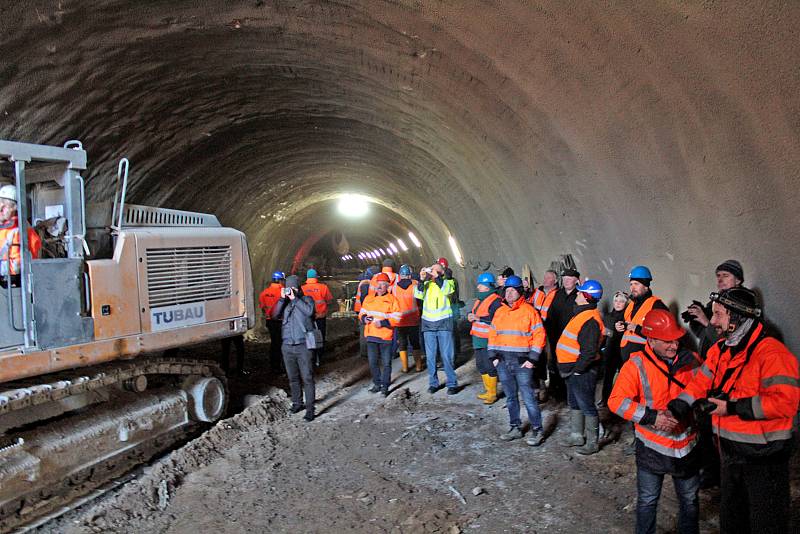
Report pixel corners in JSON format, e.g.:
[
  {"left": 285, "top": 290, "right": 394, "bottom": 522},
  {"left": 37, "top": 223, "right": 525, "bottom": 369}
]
[
  {"left": 399, "top": 264, "right": 413, "bottom": 276},
  {"left": 476, "top": 272, "right": 496, "bottom": 287},
  {"left": 503, "top": 275, "right": 524, "bottom": 289},
  {"left": 577, "top": 279, "right": 603, "bottom": 300},
  {"left": 629, "top": 265, "right": 653, "bottom": 281},
  {"left": 306, "top": 269, "right": 318, "bottom": 279},
  {"left": 272, "top": 270, "right": 285, "bottom": 281},
  {"left": 364, "top": 266, "right": 376, "bottom": 277}
]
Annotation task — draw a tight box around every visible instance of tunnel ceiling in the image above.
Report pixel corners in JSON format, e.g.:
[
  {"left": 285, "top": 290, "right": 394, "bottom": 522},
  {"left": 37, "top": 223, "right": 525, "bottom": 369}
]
[{"left": 0, "top": 1, "right": 798, "bottom": 348}]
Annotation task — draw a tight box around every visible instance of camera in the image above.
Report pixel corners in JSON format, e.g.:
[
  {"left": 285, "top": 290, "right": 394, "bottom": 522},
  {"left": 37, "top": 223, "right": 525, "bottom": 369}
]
[
  {"left": 693, "top": 389, "right": 729, "bottom": 419},
  {"left": 681, "top": 300, "right": 706, "bottom": 323}
]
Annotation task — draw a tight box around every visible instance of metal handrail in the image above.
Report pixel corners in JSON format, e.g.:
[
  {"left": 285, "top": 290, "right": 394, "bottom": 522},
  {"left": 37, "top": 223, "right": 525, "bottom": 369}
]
[{"left": 111, "top": 158, "right": 130, "bottom": 232}]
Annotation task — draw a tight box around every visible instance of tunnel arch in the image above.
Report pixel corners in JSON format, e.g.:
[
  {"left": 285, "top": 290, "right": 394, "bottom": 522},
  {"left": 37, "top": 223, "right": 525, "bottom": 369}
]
[{"left": 0, "top": 1, "right": 798, "bottom": 347}]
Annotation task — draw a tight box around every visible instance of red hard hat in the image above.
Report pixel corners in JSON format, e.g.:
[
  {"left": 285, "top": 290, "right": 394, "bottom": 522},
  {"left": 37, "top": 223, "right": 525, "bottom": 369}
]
[
  {"left": 374, "top": 273, "right": 390, "bottom": 283},
  {"left": 641, "top": 309, "right": 685, "bottom": 341},
  {"left": 437, "top": 257, "right": 449, "bottom": 269}
]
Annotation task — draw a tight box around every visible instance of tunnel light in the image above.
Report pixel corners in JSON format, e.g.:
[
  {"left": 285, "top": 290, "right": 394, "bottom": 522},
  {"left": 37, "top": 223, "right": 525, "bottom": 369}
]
[
  {"left": 397, "top": 238, "right": 409, "bottom": 252},
  {"left": 388, "top": 242, "right": 399, "bottom": 254},
  {"left": 337, "top": 194, "right": 370, "bottom": 218},
  {"left": 373, "top": 249, "right": 380, "bottom": 257},
  {"left": 408, "top": 232, "right": 422, "bottom": 248},
  {"left": 378, "top": 248, "right": 387, "bottom": 256},
  {"left": 448, "top": 234, "right": 463, "bottom": 267}
]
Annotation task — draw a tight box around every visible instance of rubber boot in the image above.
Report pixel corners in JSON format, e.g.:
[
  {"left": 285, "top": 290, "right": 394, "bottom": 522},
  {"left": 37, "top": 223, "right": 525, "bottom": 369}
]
[
  {"left": 413, "top": 350, "right": 424, "bottom": 372},
  {"left": 482, "top": 375, "right": 498, "bottom": 405},
  {"left": 399, "top": 350, "right": 409, "bottom": 373},
  {"left": 560, "top": 409, "right": 586, "bottom": 447},
  {"left": 576, "top": 415, "right": 600, "bottom": 455},
  {"left": 477, "top": 374, "right": 491, "bottom": 400}
]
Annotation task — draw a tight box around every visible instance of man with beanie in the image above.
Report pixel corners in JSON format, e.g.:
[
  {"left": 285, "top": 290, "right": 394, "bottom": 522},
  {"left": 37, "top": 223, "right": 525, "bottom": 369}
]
[
  {"left": 272, "top": 275, "right": 317, "bottom": 421},
  {"left": 467, "top": 272, "right": 504, "bottom": 404},
  {"left": 556, "top": 280, "right": 605, "bottom": 455},
  {"left": 490, "top": 275, "right": 547, "bottom": 445},
  {"left": 668, "top": 288, "right": 799, "bottom": 534},
  {"left": 544, "top": 268, "right": 581, "bottom": 401},
  {"left": 360, "top": 273, "right": 401, "bottom": 396},
  {"left": 615, "top": 266, "right": 669, "bottom": 363},
  {"left": 302, "top": 269, "right": 334, "bottom": 366},
  {"left": 685, "top": 260, "right": 744, "bottom": 359},
  {"left": 393, "top": 264, "right": 423, "bottom": 372}
]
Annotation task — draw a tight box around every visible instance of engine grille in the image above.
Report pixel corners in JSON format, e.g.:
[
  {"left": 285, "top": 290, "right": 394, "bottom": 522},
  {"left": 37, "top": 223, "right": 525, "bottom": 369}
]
[{"left": 146, "top": 246, "right": 232, "bottom": 308}]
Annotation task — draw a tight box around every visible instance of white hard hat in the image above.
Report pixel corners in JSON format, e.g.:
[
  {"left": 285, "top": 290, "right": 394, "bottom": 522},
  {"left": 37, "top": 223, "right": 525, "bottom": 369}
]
[{"left": 0, "top": 184, "right": 16, "bottom": 202}]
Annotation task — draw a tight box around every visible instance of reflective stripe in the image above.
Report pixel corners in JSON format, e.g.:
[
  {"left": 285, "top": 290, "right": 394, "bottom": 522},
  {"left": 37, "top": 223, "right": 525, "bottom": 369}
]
[
  {"left": 399, "top": 309, "right": 418, "bottom": 316},
  {"left": 632, "top": 405, "right": 646, "bottom": 423},
  {"left": 677, "top": 391, "right": 696, "bottom": 404},
  {"left": 495, "top": 329, "right": 531, "bottom": 337},
  {"left": 0, "top": 229, "right": 18, "bottom": 276},
  {"left": 644, "top": 424, "right": 692, "bottom": 442},
  {"left": 716, "top": 427, "right": 793, "bottom": 445},
  {"left": 556, "top": 343, "right": 579, "bottom": 355},
  {"left": 487, "top": 344, "right": 530, "bottom": 353},
  {"left": 751, "top": 396, "right": 765, "bottom": 420},
  {"left": 561, "top": 330, "right": 578, "bottom": 340},
  {"left": 698, "top": 363, "right": 714, "bottom": 379},
  {"left": 614, "top": 398, "right": 632, "bottom": 418},
  {"left": 762, "top": 375, "right": 800, "bottom": 388},
  {"left": 531, "top": 323, "right": 543, "bottom": 332},
  {"left": 471, "top": 323, "right": 491, "bottom": 332},
  {"left": 540, "top": 305, "right": 550, "bottom": 312},
  {"left": 627, "top": 334, "right": 647, "bottom": 344},
  {"left": 635, "top": 429, "right": 697, "bottom": 458},
  {"left": 632, "top": 357, "right": 654, "bottom": 406}
]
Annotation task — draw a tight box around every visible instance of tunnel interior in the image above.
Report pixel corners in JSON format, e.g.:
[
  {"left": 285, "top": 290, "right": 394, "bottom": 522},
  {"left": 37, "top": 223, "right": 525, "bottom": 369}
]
[{"left": 0, "top": 1, "right": 798, "bottom": 349}]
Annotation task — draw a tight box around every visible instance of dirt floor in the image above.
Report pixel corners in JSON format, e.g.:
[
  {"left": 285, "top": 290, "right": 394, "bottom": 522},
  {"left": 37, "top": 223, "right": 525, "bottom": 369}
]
[{"left": 38, "top": 320, "right": 798, "bottom": 534}]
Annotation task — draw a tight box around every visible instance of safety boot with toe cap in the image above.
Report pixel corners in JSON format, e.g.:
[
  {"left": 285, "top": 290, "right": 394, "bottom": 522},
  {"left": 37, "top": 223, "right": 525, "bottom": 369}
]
[{"left": 499, "top": 427, "right": 523, "bottom": 441}]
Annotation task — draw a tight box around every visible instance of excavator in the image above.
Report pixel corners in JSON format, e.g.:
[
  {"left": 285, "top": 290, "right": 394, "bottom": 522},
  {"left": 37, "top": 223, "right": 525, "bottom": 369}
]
[{"left": 0, "top": 140, "right": 255, "bottom": 530}]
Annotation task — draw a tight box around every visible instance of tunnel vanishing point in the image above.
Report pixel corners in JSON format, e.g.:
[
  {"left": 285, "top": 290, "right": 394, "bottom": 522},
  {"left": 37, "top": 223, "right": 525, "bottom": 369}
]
[{"left": 0, "top": 1, "right": 798, "bottom": 350}]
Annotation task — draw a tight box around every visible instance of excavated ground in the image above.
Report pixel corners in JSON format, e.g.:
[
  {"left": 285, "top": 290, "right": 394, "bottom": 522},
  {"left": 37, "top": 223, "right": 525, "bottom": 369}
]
[{"left": 37, "top": 321, "right": 799, "bottom": 534}]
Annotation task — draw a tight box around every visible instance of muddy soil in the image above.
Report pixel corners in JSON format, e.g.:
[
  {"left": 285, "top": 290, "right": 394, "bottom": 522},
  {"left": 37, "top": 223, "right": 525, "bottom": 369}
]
[{"left": 39, "top": 322, "right": 798, "bottom": 533}]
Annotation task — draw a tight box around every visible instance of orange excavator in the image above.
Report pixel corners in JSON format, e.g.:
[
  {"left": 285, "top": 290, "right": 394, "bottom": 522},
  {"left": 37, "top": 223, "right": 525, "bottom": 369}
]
[{"left": 0, "top": 140, "right": 255, "bottom": 529}]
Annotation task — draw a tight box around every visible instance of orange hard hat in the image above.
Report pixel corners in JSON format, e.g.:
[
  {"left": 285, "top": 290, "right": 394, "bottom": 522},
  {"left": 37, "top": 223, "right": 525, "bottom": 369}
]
[
  {"left": 375, "top": 273, "right": 391, "bottom": 283},
  {"left": 641, "top": 309, "right": 685, "bottom": 341}
]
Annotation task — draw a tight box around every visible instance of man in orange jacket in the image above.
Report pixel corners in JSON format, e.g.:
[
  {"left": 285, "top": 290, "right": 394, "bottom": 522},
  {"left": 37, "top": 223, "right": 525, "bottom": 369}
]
[
  {"left": 259, "top": 271, "right": 286, "bottom": 372},
  {"left": 0, "top": 184, "right": 41, "bottom": 285},
  {"left": 302, "top": 269, "right": 334, "bottom": 366},
  {"left": 667, "top": 288, "right": 799, "bottom": 534},
  {"left": 489, "top": 275, "right": 547, "bottom": 446},
  {"left": 609, "top": 309, "right": 702, "bottom": 534},
  {"left": 360, "top": 273, "right": 400, "bottom": 396}
]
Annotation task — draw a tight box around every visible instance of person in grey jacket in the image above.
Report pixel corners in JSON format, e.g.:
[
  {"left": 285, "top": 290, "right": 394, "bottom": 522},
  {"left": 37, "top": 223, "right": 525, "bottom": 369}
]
[{"left": 272, "top": 275, "right": 317, "bottom": 421}]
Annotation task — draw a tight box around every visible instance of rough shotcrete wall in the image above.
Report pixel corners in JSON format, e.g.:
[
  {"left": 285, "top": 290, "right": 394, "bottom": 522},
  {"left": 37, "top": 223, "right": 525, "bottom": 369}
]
[{"left": 0, "top": 1, "right": 798, "bottom": 348}]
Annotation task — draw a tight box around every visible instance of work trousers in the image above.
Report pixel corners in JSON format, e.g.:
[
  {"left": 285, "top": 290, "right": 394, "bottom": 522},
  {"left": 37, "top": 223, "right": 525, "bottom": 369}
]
[
  {"left": 566, "top": 368, "right": 599, "bottom": 417},
  {"left": 396, "top": 325, "right": 421, "bottom": 351},
  {"left": 546, "top": 339, "right": 567, "bottom": 400},
  {"left": 720, "top": 456, "right": 790, "bottom": 534},
  {"left": 282, "top": 343, "right": 315, "bottom": 416},
  {"left": 367, "top": 341, "right": 393, "bottom": 391},
  {"left": 636, "top": 466, "right": 699, "bottom": 534},
  {"left": 473, "top": 347, "right": 496, "bottom": 377},
  {"left": 266, "top": 320, "right": 283, "bottom": 371},
  {"left": 423, "top": 329, "right": 458, "bottom": 388},
  {"left": 601, "top": 345, "right": 622, "bottom": 405},
  {"left": 495, "top": 353, "right": 542, "bottom": 430}
]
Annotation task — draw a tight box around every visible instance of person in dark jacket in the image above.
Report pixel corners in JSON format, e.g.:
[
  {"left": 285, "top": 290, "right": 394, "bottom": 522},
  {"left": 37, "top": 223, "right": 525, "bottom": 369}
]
[
  {"left": 272, "top": 275, "right": 317, "bottom": 421},
  {"left": 556, "top": 280, "right": 605, "bottom": 455},
  {"left": 600, "top": 290, "right": 629, "bottom": 407},
  {"left": 544, "top": 268, "right": 581, "bottom": 401}
]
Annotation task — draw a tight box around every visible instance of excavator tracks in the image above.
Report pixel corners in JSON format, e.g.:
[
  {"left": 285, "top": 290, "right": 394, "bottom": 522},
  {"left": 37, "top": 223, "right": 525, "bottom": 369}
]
[{"left": 0, "top": 356, "right": 227, "bottom": 533}]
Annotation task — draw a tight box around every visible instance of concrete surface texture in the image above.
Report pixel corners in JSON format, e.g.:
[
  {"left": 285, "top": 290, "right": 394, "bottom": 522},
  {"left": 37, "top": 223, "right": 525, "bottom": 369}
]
[{"left": 0, "top": 1, "right": 798, "bottom": 349}]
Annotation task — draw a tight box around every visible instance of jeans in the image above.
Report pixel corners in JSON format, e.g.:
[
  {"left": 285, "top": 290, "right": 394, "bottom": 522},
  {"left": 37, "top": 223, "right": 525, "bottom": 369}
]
[
  {"left": 566, "top": 368, "right": 598, "bottom": 417},
  {"left": 636, "top": 466, "right": 699, "bottom": 534},
  {"left": 282, "top": 343, "right": 315, "bottom": 416},
  {"left": 367, "top": 341, "right": 393, "bottom": 390},
  {"left": 423, "top": 330, "right": 457, "bottom": 388},
  {"left": 720, "top": 456, "right": 790, "bottom": 534},
  {"left": 495, "top": 353, "right": 542, "bottom": 430}
]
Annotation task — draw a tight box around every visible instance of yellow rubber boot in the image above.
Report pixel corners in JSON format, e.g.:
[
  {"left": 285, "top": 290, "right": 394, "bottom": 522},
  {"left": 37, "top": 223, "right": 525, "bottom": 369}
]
[
  {"left": 399, "top": 351, "right": 409, "bottom": 373},
  {"left": 477, "top": 374, "right": 492, "bottom": 400},
  {"left": 483, "top": 375, "right": 498, "bottom": 404},
  {"left": 413, "top": 350, "right": 424, "bottom": 372}
]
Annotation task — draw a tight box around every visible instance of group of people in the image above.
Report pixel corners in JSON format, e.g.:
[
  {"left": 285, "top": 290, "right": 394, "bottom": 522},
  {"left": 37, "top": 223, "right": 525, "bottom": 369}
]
[{"left": 258, "top": 269, "right": 334, "bottom": 422}]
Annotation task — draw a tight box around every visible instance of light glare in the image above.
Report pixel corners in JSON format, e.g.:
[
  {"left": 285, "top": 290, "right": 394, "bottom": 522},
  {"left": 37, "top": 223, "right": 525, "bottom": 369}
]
[
  {"left": 448, "top": 234, "right": 463, "bottom": 266},
  {"left": 408, "top": 232, "right": 422, "bottom": 248},
  {"left": 337, "top": 194, "right": 370, "bottom": 218},
  {"left": 397, "top": 238, "right": 409, "bottom": 251}
]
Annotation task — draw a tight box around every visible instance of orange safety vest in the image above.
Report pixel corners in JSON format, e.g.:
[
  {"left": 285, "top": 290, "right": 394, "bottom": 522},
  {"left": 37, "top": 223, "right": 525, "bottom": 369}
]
[
  {"left": 529, "top": 286, "right": 557, "bottom": 321},
  {"left": 555, "top": 308, "right": 605, "bottom": 364},
  {"left": 608, "top": 344, "right": 701, "bottom": 458},
  {"left": 359, "top": 292, "right": 400, "bottom": 341},
  {"left": 488, "top": 298, "right": 546, "bottom": 353},
  {"left": 391, "top": 279, "right": 420, "bottom": 327},
  {"left": 0, "top": 217, "right": 42, "bottom": 276},
  {"left": 369, "top": 267, "right": 397, "bottom": 297},
  {"left": 258, "top": 283, "right": 284, "bottom": 319},
  {"left": 301, "top": 278, "right": 334, "bottom": 317},
  {"left": 469, "top": 293, "right": 501, "bottom": 339},
  {"left": 677, "top": 323, "right": 799, "bottom": 449},
  {"left": 620, "top": 295, "right": 661, "bottom": 347}
]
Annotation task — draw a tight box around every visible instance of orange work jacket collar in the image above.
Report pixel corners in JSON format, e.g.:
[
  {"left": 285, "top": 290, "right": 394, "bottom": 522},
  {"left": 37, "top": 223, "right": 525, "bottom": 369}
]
[{"left": 0, "top": 216, "right": 18, "bottom": 230}]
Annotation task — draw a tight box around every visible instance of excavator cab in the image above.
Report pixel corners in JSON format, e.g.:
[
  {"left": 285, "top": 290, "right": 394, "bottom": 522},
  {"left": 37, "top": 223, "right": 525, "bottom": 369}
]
[{"left": 0, "top": 140, "right": 94, "bottom": 352}]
